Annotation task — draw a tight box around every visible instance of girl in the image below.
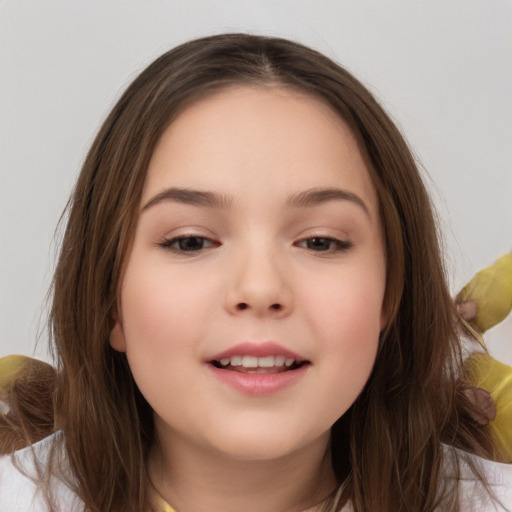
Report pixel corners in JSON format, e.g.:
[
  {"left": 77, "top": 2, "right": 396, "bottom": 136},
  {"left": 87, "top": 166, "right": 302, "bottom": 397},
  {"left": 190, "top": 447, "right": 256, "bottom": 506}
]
[{"left": 1, "top": 33, "right": 511, "bottom": 512}]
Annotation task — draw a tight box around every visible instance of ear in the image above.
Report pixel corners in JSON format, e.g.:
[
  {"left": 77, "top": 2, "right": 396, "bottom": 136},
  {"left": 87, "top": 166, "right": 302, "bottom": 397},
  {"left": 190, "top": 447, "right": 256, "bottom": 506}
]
[{"left": 109, "top": 310, "right": 127, "bottom": 353}]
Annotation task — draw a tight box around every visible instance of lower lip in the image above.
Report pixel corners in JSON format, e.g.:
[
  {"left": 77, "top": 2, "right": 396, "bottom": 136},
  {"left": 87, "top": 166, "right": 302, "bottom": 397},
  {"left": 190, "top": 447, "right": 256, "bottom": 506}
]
[{"left": 207, "top": 364, "right": 308, "bottom": 396}]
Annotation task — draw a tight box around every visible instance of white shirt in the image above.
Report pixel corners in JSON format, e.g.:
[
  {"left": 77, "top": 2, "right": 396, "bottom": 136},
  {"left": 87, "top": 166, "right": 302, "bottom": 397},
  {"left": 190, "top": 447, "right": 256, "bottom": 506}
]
[
  {"left": 1, "top": 433, "right": 512, "bottom": 511},
  {"left": 0, "top": 432, "right": 80, "bottom": 512}
]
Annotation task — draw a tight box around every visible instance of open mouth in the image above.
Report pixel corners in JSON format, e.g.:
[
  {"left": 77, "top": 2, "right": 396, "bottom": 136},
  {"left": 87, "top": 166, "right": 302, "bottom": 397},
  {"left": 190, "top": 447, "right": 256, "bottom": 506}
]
[{"left": 210, "top": 355, "right": 309, "bottom": 374}]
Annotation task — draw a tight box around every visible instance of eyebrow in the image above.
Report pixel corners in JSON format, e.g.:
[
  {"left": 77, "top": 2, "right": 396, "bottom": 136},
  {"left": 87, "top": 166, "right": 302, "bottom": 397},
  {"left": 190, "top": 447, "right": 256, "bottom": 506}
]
[
  {"left": 142, "top": 186, "right": 370, "bottom": 218},
  {"left": 287, "top": 188, "right": 371, "bottom": 218},
  {"left": 143, "top": 187, "right": 233, "bottom": 211}
]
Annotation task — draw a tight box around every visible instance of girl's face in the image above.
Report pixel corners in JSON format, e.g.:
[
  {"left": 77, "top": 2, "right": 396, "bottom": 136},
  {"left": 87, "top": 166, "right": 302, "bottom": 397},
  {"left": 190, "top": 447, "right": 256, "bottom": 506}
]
[{"left": 110, "top": 86, "right": 387, "bottom": 462}]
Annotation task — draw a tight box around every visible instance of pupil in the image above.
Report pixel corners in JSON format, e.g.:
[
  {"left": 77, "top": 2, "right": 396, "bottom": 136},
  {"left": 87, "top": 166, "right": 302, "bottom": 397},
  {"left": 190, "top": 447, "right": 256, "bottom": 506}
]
[
  {"left": 308, "top": 238, "right": 331, "bottom": 251},
  {"left": 179, "top": 237, "right": 203, "bottom": 251}
]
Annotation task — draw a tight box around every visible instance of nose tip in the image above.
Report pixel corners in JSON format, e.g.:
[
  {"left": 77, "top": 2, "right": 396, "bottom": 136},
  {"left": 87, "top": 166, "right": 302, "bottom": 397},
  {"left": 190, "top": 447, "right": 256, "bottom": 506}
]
[{"left": 225, "top": 253, "right": 292, "bottom": 317}]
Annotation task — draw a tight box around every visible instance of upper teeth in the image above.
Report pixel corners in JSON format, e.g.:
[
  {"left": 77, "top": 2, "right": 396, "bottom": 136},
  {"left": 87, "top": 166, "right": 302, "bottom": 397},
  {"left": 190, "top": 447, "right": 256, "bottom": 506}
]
[{"left": 219, "top": 355, "right": 295, "bottom": 368}]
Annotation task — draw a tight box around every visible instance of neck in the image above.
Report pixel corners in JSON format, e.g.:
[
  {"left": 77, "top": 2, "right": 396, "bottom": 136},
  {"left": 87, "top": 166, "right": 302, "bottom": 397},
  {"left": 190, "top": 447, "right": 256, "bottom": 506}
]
[{"left": 148, "top": 425, "right": 337, "bottom": 512}]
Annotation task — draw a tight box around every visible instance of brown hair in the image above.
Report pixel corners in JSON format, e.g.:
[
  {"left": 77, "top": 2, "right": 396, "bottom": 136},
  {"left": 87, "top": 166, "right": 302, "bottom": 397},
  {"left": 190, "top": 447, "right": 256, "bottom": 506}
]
[
  {"left": 0, "top": 356, "right": 56, "bottom": 455},
  {"left": 8, "top": 34, "right": 496, "bottom": 511}
]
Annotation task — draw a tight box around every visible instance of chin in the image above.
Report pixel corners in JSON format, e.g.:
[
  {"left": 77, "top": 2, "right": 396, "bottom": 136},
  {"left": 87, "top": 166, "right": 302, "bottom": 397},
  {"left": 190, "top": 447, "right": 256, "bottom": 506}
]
[
  {"left": 228, "top": 439, "right": 293, "bottom": 461},
  {"left": 202, "top": 421, "right": 331, "bottom": 463}
]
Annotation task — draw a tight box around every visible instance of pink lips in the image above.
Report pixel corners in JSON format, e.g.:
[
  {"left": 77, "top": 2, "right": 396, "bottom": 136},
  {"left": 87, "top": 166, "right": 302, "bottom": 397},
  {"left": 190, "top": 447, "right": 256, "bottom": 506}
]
[
  {"left": 207, "top": 341, "right": 309, "bottom": 396},
  {"left": 210, "top": 341, "right": 305, "bottom": 361}
]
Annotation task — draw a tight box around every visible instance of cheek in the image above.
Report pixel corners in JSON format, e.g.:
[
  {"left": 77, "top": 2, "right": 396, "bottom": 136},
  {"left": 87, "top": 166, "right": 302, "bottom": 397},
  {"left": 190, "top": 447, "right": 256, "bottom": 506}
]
[
  {"left": 302, "top": 266, "right": 385, "bottom": 340},
  {"left": 299, "top": 265, "right": 384, "bottom": 392},
  {"left": 118, "top": 265, "right": 215, "bottom": 411},
  {"left": 119, "top": 264, "right": 215, "bottom": 357}
]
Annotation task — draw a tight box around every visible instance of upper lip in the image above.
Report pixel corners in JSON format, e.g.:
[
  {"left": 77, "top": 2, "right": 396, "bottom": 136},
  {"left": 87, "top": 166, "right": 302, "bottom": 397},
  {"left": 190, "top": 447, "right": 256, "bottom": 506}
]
[{"left": 209, "top": 341, "right": 306, "bottom": 362}]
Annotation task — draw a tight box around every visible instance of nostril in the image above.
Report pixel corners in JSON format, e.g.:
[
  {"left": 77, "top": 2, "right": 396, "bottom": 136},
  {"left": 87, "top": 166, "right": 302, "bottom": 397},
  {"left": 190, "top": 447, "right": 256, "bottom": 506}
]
[{"left": 235, "top": 302, "right": 283, "bottom": 311}]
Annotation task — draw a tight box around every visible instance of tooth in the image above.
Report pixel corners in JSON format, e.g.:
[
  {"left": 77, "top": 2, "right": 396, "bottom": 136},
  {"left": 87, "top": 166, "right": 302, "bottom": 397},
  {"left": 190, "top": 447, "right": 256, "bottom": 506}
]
[
  {"left": 241, "top": 356, "right": 258, "bottom": 368},
  {"left": 274, "top": 355, "right": 285, "bottom": 366},
  {"left": 285, "top": 358, "right": 294, "bottom": 367},
  {"left": 258, "top": 356, "right": 274, "bottom": 367},
  {"left": 230, "top": 356, "right": 242, "bottom": 366},
  {"left": 220, "top": 358, "right": 230, "bottom": 366}
]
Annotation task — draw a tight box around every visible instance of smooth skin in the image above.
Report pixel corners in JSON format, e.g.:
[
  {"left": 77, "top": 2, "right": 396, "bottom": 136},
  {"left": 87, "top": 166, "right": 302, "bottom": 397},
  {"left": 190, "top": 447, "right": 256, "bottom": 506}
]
[{"left": 110, "top": 86, "right": 387, "bottom": 512}]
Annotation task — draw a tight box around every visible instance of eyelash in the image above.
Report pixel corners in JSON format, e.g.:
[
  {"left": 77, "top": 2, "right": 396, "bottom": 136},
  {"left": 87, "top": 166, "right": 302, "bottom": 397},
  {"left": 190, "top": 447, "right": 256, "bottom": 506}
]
[
  {"left": 158, "top": 235, "right": 352, "bottom": 254},
  {"left": 295, "top": 237, "right": 353, "bottom": 253},
  {"left": 158, "top": 236, "right": 218, "bottom": 253}
]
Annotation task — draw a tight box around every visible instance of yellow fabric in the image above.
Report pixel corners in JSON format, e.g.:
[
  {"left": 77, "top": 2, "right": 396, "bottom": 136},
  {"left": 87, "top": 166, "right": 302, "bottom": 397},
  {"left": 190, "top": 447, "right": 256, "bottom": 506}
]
[
  {"left": 457, "top": 252, "right": 512, "bottom": 462},
  {"left": 457, "top": 252, "right": 512, "bottom": 333},
  {"left": 464, "top": 352, "right": 512, "bottom": 462},
  {"left": 150, "top": 489, "right": 177, "bottom": 512},
  {"left": 149, "top": 488, "right": 331, "bottom": 512},
  {"left": 0, "top": 354, "right": 30, "bottom": 390}
]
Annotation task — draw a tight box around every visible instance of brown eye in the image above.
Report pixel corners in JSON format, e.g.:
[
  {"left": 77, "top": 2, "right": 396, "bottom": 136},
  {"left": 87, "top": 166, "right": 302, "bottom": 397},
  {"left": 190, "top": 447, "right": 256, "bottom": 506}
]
[
  {"left": 177, "top": 237, "right": 208, "bottom": 251},
  {"left": 305, "top": 237, "right": 335, "bottom": 251},
  {"left": 297, "top": 237, "right": 352, "bottom": 253},
  {"left": 160, "top": 236, "right": 216, "bottom": 252}
]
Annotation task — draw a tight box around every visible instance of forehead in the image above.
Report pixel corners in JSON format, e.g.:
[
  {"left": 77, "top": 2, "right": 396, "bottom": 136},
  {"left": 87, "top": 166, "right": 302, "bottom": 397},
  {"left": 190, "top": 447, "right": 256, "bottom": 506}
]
[{"left": 143, "top": 85, "right": 378, "bottom": 211}]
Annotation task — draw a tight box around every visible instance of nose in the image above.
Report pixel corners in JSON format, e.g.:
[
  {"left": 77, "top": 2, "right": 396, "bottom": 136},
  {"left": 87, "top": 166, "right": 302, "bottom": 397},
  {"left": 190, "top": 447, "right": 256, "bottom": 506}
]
[{"left": 224, "top": 246, "right": 292, "bottom": 318}]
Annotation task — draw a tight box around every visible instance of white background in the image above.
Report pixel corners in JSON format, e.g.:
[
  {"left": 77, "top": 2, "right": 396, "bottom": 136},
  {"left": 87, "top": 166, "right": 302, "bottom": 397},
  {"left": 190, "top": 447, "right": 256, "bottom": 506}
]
[{"left": 1, "top": 0, "right": 511, "bottom": 364}]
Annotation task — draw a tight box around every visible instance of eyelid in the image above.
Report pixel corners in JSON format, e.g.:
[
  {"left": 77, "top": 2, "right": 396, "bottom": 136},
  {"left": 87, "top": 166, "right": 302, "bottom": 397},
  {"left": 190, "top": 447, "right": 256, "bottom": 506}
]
[
  {"left": 294, "top": 235, "right": 353, "bottom": 253},
  {"left": 157, "top": 234, "right": 220, "bottom": 253}
]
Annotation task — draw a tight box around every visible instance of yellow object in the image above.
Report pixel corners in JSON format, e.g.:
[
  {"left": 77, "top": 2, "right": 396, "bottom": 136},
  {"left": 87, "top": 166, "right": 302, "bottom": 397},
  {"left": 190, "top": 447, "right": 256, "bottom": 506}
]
[
  {"left": 151, "top": 490, "right": 177, "bottom": 512},
  {"left": 464, "top": 353, "right": 512, "bottom": 462},
  {"left": 457, "top": 252, "right": 512, "bottom": 333},
  {"left": 0, "top": 355, "right": 31, "bottom": 390},
  {"left": 458, "top": 252, "right": 512, "bottom": 462},
  {"left": 149, "top": 485, "right": 331, "bottom": 512}
]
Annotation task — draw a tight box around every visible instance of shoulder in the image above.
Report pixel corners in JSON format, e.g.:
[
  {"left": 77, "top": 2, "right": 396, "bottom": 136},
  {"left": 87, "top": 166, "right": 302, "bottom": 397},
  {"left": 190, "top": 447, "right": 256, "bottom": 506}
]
[
  {"left": 0, "top": 432, "right": 82, "bottom": 512},
  {"left": 445, "top": 446, "right": 512, "bottom": 511}
]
